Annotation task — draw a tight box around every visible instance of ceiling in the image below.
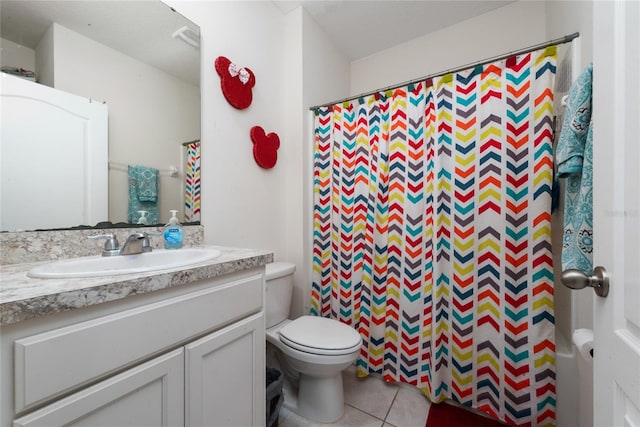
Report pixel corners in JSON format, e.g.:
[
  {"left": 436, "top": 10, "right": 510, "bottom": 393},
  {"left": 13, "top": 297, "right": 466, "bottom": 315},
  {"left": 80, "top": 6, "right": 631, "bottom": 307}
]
[{"left": 273, "top": 0, "right": 514, "bottom": 61}]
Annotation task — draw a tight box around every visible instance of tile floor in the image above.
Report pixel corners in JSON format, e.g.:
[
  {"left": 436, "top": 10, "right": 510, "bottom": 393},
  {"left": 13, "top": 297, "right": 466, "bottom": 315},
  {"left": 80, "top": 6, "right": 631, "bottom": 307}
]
[{"left": 277, "top": 365, "right": 431, "bottom": 427}]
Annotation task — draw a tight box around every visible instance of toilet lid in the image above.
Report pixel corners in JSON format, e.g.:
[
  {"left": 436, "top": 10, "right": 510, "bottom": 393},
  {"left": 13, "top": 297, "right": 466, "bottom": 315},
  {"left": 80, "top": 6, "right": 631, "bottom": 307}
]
[{"left": 279, "top": 316, "right": 361, "bottom": 355}]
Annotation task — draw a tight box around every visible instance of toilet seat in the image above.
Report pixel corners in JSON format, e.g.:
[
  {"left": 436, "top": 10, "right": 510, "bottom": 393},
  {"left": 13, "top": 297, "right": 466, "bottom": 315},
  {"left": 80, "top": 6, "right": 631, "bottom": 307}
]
[{"left": 279, "top": 316, "right": 361, "bottom": 356}]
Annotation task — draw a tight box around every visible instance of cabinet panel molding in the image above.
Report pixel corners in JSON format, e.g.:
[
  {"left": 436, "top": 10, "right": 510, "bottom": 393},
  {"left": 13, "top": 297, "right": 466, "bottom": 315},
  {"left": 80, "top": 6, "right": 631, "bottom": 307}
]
[
  {"left": 185, "top": 312, "right": 265, "bottom": 427},
  {"left": 15, "top": 274, "right": 262, "bottom": 412},
  {"left": 13, "top": 349, "right": 184, "bottom": 427}
]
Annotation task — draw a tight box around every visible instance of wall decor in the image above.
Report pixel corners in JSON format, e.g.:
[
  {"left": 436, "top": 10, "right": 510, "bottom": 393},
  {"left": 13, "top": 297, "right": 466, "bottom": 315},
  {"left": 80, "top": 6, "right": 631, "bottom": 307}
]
[
  {"left": 214, "top": 56, "right": 255, "bottom": 109},
  {"left": 250, "top": 126, "right": 279, "bottom": 169}
]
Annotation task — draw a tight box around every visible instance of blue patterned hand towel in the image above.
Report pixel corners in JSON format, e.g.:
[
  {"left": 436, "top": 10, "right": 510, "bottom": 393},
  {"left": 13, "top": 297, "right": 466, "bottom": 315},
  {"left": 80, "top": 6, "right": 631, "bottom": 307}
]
[
  {"left": 129, "top": 165, "right": 158, "bottom": 202},
  {"left": 128, "top": 165, "right": 159, "bottom": 224},
  {"left": 556, "top": 63, "right": 593, "bottom": 273}
]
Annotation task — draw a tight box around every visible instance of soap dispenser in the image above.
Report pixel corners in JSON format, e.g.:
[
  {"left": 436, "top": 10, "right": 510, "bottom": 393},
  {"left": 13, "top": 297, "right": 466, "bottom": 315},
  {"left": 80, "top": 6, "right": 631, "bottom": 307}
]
[
  {"left": 163, "top": 210, "right": 184, "bottom": 249},
  {"left": 137, "top": 210, "right": 149, "bottom": 225}
]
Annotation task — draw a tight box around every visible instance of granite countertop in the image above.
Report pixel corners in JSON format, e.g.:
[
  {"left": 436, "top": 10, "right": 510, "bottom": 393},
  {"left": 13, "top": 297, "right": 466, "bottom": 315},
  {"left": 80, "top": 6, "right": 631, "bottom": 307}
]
[{"left": 0, "top": 246, "right": 273, "bottom": 326}]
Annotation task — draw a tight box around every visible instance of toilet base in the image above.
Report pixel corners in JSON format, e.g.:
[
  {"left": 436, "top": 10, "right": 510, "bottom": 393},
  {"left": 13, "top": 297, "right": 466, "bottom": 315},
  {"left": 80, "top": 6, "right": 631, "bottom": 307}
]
[{"left": 296, "top": 372, "right": 345, "bottom": 423}]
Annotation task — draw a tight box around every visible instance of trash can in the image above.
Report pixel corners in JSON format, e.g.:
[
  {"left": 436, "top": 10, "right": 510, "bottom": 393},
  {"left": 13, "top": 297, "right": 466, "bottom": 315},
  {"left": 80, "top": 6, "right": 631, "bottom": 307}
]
[{"left": 266, "top": 367, "right": 284, "bottom": 427}]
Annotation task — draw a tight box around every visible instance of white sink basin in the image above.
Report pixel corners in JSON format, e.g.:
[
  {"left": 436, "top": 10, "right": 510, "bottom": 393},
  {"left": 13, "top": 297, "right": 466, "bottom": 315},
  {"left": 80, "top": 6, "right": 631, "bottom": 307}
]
[{"left": 27, "top": 248, "right": 222, "bottom": 279}]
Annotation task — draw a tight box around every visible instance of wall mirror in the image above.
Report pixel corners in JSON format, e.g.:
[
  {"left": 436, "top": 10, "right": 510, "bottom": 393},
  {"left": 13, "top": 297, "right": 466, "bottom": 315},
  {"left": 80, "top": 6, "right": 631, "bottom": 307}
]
[{"left": 0, "top": 1, "right": 201, "bottom": 232}]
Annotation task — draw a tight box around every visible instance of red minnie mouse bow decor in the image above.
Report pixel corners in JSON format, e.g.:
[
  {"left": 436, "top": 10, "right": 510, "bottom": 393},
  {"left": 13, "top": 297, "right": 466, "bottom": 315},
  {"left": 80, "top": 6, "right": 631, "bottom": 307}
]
[
  {"left": 214, "top": 56, "right": 255, "bottom": 109},
  {"left": 250, "top": 126, "right": 280, "bottom": 169}
]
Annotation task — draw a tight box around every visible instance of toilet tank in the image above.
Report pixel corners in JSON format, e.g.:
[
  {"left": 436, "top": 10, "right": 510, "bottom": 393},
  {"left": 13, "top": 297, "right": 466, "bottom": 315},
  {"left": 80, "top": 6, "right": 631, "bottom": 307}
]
[{"left": 265, "top": 262, "right": 296, "bottom": 328}]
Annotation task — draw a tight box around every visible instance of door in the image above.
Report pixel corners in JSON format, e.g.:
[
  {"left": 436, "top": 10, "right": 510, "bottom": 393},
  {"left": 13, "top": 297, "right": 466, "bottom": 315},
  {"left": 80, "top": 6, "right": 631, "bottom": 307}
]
[
  {"left": 592, "top": 1, "right": 640, "bottom": 426},
  {"left": 0, "top": 73, "right": 108, "bottom": 231},
  {"left": 185, "top": 312, "right": 265, "bottom": 427},
  {"left": 13, "top": 349, "right": 184, "bottom": 427}
]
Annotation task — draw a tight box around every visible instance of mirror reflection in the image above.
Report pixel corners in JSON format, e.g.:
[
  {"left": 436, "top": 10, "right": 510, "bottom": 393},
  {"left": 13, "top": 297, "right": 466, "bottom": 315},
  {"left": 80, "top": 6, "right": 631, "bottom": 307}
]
[{"left": 0, "top": 1, "right": 201, "bottom": 232}]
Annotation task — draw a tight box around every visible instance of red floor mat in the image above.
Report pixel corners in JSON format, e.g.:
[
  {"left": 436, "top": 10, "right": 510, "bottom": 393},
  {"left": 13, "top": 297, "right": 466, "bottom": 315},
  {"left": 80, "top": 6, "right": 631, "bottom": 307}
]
[{"left": 426, "top": 402, "right": 507, "bottom": 427}]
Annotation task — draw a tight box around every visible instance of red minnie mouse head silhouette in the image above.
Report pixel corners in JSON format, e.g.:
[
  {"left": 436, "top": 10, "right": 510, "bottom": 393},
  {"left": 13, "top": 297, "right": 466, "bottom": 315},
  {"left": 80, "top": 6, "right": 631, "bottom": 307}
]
[
  {"left": 250, "top": 126, "right": 279, "bottom": 169},
  {"left": 214, "top": 56, "right": 256, "bottom": 110}
]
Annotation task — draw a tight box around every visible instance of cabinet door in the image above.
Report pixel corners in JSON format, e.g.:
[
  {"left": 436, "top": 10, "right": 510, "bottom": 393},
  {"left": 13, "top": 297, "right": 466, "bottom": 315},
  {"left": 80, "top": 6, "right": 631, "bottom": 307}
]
[
  {"left": 14, "top": 349, "right": 184, "bottom": 427},
  {"left": 185, "top": 313, "right": 265, "bottom": 427}
]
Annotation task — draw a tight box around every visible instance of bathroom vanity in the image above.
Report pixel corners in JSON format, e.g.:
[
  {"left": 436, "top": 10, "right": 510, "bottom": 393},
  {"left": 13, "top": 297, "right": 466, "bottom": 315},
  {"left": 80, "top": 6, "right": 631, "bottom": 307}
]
[{"left": 0, "top": 246, "right": 273, "bottom": 427}]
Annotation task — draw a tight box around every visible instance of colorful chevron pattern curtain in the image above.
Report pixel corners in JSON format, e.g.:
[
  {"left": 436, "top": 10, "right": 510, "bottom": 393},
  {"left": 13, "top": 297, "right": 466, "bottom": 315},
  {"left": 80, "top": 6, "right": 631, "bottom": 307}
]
[
  {"left": 184, "top": 141, "right": 201, "bottom": 222},
  {"left": 311, "top": 47, "right": 557, "bottom": 426}
]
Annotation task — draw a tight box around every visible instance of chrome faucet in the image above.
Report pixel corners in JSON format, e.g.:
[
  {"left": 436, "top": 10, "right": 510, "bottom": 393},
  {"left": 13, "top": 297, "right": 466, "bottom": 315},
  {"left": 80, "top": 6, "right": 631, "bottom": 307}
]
[
  {"left": 120, "top": 233, "right": 147, "bottom": 255},
  {"left": 88, "top": 232, "right": 153, "bottom": 256}
]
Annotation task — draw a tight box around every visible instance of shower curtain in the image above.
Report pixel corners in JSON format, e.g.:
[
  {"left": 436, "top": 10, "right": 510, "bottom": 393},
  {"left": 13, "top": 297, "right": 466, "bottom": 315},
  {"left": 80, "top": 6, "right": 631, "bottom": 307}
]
[
  {"left": 311, "top": 47, "right": 557, "bottom": 427},
  {"left": 184, "top": 141, "right": 201, "bottom": 222}
]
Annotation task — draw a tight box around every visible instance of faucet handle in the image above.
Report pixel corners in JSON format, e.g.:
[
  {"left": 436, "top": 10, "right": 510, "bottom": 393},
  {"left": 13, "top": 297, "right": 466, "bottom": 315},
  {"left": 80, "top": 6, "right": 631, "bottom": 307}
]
[
  {"left": 88, "top": 233, "right": 120, "bottom": 257},
  {"left": 139, "top": 231, "right": 161, "bottom": 253},
  {"left": 140, "top": 232, "right": 153, "bottom": 253}
]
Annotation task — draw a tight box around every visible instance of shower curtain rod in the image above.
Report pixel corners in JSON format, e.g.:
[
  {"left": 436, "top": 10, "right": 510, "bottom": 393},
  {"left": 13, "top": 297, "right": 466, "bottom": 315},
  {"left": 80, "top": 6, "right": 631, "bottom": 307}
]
[{"left": 309, "top": 32, "right": 579, "bottom": 111}]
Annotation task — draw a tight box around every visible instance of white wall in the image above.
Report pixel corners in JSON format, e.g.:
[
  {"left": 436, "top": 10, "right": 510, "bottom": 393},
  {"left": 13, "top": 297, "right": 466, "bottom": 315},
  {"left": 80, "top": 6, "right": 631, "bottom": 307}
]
[
  {"left": 301, "top": 10, "right": 351, "bottom": 109},
  {"left": 0, "top": 38, "right": 35, "bottom": 73},
  {"left": 282, "top": 8, "right": 306, "bottom": 316},
  {"left": 546, "top": 0, "right": 594, "bottom": 335},
  {"left": 350, "top": 1, "right": 547, "bottom": 96},
  {"left": 297, "top": 8, "right": 350, "bottom": 316},
  {"left": 165, "top": 1, "right": 349, "bottom": 316},
  {"left": 166, "top": 1, "right": 288, "bottom": 257},
  {"left": 546, "top": 0, "right": 592, "bottom": 68},
  {"left": 50, "top": 23, "right": 200, "bottom": 225},
  {"left": 35, "top": 24, "right": 54, "bottom": 86}
]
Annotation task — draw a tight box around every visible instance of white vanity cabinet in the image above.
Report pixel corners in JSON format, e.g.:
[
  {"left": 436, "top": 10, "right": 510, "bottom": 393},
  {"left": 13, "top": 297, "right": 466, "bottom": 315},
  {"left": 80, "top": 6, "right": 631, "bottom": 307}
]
[{"left": 2, "top": 267, "right": 267, "bottom": 427}]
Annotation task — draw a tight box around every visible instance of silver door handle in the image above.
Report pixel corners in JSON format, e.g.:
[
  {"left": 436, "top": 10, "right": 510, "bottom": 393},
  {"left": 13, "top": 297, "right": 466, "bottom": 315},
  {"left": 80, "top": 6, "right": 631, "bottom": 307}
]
[{"left": 561, "top": 266, "right": 609, "bottom": 297}]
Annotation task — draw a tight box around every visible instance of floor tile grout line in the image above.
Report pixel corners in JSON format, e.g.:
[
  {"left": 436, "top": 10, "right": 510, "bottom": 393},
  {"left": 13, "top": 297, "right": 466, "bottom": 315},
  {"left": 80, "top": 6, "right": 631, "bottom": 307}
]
[
  {"left": 344, "top": 402, "right": 387, "bottom": 424},
  {"left": 381, "top": 387, "right": 400, "bottom": 425}
]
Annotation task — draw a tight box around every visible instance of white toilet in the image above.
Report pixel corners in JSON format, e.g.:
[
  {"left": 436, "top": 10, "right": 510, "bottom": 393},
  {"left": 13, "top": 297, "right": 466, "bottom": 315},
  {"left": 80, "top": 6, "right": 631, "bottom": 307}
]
[{"left": 265, "top": 262, "right": 361, "bottom": 423}]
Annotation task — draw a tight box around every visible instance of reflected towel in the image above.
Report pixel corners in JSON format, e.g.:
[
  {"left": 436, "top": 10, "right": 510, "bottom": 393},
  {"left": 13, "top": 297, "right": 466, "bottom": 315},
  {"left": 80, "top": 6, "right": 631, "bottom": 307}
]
[
  {"left": 128, "top": 165, "right": 159, "bottom": 224},
  {"left": 556, "top": 63, "right": 593, "bottom": 273},
  {"left": 129, "top": 165, "right": 158, "bottom": 202}
]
